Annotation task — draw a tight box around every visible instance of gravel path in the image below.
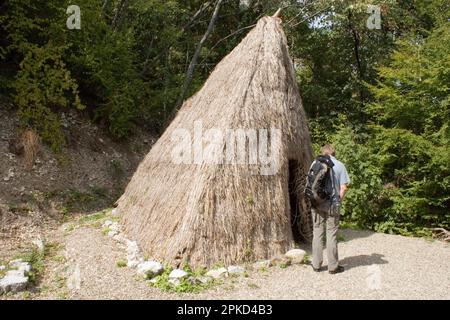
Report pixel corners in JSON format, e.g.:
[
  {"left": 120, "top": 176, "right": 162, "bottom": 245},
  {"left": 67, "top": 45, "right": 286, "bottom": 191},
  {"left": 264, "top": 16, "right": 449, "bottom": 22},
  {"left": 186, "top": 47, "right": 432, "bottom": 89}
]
[{"left": 12, "top": 222, "right": 450, "bottom": 300}]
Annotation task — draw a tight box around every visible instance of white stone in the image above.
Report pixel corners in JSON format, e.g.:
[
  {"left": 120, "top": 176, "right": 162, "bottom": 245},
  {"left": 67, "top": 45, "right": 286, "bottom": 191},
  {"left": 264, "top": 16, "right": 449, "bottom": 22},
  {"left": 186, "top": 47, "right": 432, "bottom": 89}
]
[
  {"left": 227, "top": 265, "right": 246, "bottom": 275},
  {"left": 168, "top": 278, "right": 181, "bottom": 286},
  {"left": 285, "top": 249, "right": 306, "bottom": 264},
  {"left": 168, "top": 269, "right": 188, "bottom": 279},
  {"left": 113, "top": 234, "right": 127, "bottom": 244},
  {"left": 109, "top": 223, "right": 120, "bottom": 232},
  {"left": 188, "top": 276, "right": 200, "bottom": 285},
  {"left": 9, "top": 260, "right": 32, "bottom": 275},
  {"left": 136, "top": 261, "right": 164, "bottom": 278},
  {"left": 125, "top": 240, "right": 144, "bottom": 268},
  {"left": 126, "top": 243, "right": 140, "bottom": 256},
  {"left": 18, "top": 263, "right": 31, "bottom": 275},
  {"left": 127, "top": 250, "right": 140, "bottom": 259},
  {"left": 108, "top": 230, "right": 119, "bottom": 237},
  {"left": 127, "top": 260, "right": 140, "bottom": 268},
  {"left": 127, "top": 251, "right": 140, "bottom": 261},
  {"left": 103, "top": 220, "right": 113, "bottom": 227},
  {"left": 5, "top": 269, "right": 26, "bottom": 278},
  {"left": 0, "top": 265, "right": 5, "bottom": 271},
  {"left": 206, "top": 267, "right": 228, "bottom": 279},
  {"left": 67, "top": 264, "right": 81, "bottom": 291},
  {"left": 198, "top": 276, "right": 213, "bottom": 284},
  {"left": 127, "top": 255, "right": 144, "bottom": 268},
  {"left": 111, "top": 208, "right": 119, "bottom": 216},
  {"left": 127, "top": 251, "right": 142, "bottom": 261},
  {"left": 127, "top": 248, "right": 138, "bottom": 257},
  {"left": 126, "top": 240, "right": 139, "bottom": 254},
  {"left": 32, "top": 239, "right": 45, "bottom": 253},
  {"left": 253, "top": 260, "right": 272, "bottom": 269},
  {"left": 127, "top": 248, "right": 139, "bottom": 257},
  {"left": 0, "top": 272, "right": 28, "bottom": 294}
]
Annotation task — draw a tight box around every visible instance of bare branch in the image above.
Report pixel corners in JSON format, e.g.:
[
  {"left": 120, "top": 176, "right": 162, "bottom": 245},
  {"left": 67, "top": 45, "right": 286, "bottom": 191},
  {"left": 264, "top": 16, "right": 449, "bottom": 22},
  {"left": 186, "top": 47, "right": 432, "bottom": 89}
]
[{"left": 182, "top": 1, "right": 213, "bottom": 33}]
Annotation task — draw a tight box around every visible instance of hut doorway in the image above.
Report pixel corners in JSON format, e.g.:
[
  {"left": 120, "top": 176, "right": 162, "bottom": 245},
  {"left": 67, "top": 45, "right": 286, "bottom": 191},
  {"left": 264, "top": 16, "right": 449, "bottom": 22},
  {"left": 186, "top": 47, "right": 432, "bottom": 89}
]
[{"left": 288, "top": 159, "right": 303, "bottom": 244}]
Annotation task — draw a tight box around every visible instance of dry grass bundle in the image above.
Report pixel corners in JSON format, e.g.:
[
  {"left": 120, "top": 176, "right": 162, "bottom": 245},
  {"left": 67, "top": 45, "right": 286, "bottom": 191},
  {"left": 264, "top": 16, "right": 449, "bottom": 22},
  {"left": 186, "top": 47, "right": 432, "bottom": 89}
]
[
  {"left": 116, "top": 16, "right": 314, "bottom": 268},
  {"left": 22, "top": 129, "right": 39, "bottom": 169}
]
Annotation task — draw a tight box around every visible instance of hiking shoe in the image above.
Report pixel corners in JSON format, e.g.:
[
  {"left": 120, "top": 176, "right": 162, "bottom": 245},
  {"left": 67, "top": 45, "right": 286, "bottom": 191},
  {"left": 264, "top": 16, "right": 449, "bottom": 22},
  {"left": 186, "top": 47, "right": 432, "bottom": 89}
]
[
  {"left": 312, "top": 266, "right": 323, "bottom": 272},
  {"left": 329, "top": 266, "right": 344, "bottom": 274}
]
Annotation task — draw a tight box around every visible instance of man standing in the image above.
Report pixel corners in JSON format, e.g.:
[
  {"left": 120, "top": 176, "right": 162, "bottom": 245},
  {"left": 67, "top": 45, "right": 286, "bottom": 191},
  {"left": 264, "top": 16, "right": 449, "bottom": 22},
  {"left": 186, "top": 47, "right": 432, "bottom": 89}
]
[{"left": 310, "top": 144, "right": 350, "bottom": 274}]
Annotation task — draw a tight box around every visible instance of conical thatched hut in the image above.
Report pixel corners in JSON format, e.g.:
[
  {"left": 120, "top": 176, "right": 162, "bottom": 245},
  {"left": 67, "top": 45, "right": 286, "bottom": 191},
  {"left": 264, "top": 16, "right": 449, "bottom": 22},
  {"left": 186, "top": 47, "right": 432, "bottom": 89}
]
[{"left": 116, "top": 15, "right": 314, "bottom": 268}]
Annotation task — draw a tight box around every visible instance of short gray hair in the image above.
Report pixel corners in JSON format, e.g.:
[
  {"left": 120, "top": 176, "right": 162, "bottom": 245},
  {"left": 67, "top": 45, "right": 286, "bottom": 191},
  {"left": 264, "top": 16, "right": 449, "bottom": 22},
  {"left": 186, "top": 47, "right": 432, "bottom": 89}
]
[{"left": 320, "top": 144, "right": 335, "bottom": 156}]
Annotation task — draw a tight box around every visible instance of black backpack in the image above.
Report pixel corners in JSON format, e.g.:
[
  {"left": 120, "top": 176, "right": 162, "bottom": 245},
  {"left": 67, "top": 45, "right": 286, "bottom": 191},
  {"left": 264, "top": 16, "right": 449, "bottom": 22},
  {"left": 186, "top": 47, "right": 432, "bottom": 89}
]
[{"left": 304, "top": 155, "right": 335, "bottom": 207}]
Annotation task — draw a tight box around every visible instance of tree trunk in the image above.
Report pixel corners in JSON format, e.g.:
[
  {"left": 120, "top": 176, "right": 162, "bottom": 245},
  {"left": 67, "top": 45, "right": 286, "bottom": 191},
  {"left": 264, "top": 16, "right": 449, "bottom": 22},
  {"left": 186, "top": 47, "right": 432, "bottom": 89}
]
[
  {"left": 112, "top": 0, "right": 129, "bottom": 31},
  {"left": 347, "top": 11, "right": 366, "bottom": 123},
  {"left": 346, "top": 11, "right": 364, "bottom": 77},
  {"left": 139, "top": 1, "right": 214, "bottom": 79},
  {"left": 174, "top": 0, "right": 224, "bottom": 112},
  {"left": 101, "top": 0, "right": 109, "bottom": 16}
]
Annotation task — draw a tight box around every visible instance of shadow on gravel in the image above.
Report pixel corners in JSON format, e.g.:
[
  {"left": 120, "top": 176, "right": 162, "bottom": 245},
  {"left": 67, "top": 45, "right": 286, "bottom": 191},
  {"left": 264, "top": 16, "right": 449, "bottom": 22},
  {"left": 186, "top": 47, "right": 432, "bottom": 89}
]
[{"left": 340, "top": 253, "right": 388, "bottom": 271}]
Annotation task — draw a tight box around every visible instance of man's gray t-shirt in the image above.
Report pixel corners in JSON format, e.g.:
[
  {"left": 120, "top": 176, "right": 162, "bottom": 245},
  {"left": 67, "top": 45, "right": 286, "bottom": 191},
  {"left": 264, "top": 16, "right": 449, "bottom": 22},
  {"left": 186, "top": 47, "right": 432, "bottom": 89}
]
[{"left": 330, "top": 156, "right": 350, "bottom": 200}]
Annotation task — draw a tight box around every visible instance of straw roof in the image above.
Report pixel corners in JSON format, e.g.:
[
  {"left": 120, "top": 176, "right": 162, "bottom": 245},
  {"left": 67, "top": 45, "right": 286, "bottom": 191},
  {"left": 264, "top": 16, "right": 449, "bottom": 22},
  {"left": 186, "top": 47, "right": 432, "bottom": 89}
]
[{"left": 115, "top": 15, "right": 314, "bottom": 268}]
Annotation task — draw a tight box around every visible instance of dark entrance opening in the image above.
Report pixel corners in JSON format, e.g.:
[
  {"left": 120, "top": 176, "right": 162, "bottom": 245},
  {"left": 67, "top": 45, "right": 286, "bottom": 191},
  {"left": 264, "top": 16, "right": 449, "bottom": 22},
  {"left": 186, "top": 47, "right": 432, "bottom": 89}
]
[{"left": 288, "top": 159, "right": 303, "bottom": 244}]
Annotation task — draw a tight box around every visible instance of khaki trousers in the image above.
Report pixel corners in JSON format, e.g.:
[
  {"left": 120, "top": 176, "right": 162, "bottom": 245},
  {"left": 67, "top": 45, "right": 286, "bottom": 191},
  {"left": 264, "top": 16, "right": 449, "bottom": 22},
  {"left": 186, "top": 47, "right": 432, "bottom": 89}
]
[{"left": 311, "top": 204, "right": 340, "bottom": 271}]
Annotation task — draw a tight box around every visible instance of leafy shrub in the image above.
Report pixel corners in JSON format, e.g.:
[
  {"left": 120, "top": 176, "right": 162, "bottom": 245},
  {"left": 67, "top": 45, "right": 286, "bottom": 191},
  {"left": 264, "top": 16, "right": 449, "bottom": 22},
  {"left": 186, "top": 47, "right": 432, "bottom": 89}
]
[
  {"left": 67, "top": 25, "right": 144, "bottom": 138},
  {"left": 13, "top": 44, "right": 84, "bottom": 155},
  {"left": 330, "top": 124, "right": 449, "bottom": 236},
  {"left": 1, "top": 0, "right": 85, "bottom": 156},
  {"left": 331, "top": 126, "right": 384, "bottom": 229}
]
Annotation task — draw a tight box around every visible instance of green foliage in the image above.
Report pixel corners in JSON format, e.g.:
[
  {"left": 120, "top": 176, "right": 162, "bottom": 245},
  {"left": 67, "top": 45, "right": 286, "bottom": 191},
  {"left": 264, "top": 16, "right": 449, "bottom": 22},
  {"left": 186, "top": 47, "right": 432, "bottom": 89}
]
[
  {"left": 366, "top": 21, "right": 449, "bottom": 234},
  {"left": 329, "top": 21, "right": 450, "bottom": 235},
  {"left": 149, "top": 264, "right": 215, "bottom": 294},
  {"left": 45, "top": 187, "right": 111, "bottom": 216},
  {"left": 332, "top": 126, "right": 384, "bottom": 229},
  {"left": 303, "top": 6, "right": 449, "bottom": 237},
  {"left": 13, "top": 44, "right": 84, "bottom": 155},
  {"left": 67, "top": 16, "right": 144, "bottom": 137},
  {"left": 367, "top": 23, "right": 450, "bottom": 135},
  {"left": 14, "top": 242, "right": 60, "bottom": 284},
  {"left": 102, "top": 227, "right": 111, "bottom": 235},
  {"left": 116, "top": 260, "right": 127, "bottom": 268},
  {"left": 77, "top": 208, "right": 110, "bottom": 225},
  {"left": 332, "top": 125, "right": 449, "bottom": 236},
  {"left": 302, "top": 253, "right": 310, "bottom": 264},
  {"left": 248, "top": 283, "right": 260, "bottom": 289},
  {"left": 1, "top": 0, "right": 84, "bottom": 156}
]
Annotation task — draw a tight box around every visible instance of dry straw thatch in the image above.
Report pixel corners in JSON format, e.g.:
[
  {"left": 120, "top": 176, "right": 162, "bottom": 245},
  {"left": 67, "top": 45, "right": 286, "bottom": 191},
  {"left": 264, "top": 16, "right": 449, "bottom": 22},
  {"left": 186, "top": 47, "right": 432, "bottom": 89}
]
[{"left": 116, "top": 15, "right": 314, "bottom": 268}]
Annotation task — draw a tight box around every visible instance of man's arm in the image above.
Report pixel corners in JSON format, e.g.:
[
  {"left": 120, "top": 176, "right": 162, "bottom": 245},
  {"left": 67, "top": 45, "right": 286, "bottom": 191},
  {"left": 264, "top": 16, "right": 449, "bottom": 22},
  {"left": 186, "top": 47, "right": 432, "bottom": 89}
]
[
  {"left": 340, "top": 184, "right": 348, "bottom": 200},
  {"left": 339, "top": 164, "right": 350, "bottom": 200}
]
